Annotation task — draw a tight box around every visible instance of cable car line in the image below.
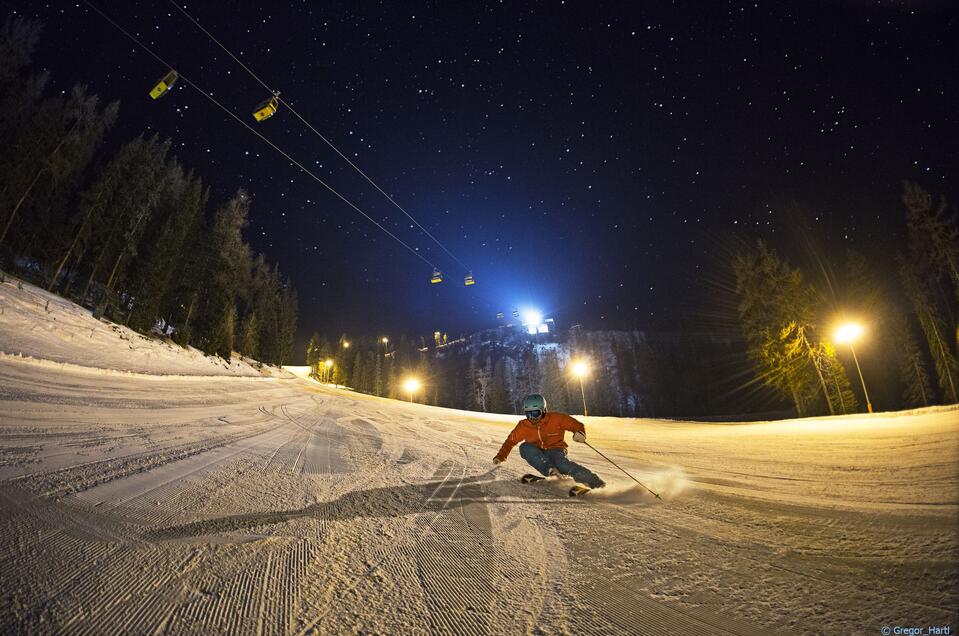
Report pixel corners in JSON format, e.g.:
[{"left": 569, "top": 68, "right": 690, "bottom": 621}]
[
  {"left": 83, "top": 1, "right": 439, "bottom": 271},
  {"left": 165, "top": 0, "right": 475, "bottom": 279}
]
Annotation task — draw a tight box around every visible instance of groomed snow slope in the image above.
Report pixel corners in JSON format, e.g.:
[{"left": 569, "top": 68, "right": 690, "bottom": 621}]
[{"left": 1, "top": 278, "right": 957, "bottom": 635}]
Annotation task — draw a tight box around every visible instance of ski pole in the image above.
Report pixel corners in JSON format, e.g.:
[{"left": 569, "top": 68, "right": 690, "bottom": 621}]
[{"left": 584, "top": 440, "right": 661, "bottom": 500}]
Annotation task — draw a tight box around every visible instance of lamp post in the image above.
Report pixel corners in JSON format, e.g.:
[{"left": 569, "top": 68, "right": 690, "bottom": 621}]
[
  {"left": 571, "top": 360, "right": 590, "bottom": 417},
  {"left": 834, "top": 323, "right": 873, "bottom": 414},
  {"left": 324, "top": 359, "right": 333, "bottom": 385},
  {"left": 381, "top": 337, "right": 389, "bottom": 355},
  {"left": 403, "top": 378, "right": 421, "bottom": 403}
]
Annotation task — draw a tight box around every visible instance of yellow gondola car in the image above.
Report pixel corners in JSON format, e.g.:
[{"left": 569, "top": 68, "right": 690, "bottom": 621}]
[
  {"left": 464, "top": 272, "right": 475, "bottom": 286},
  {"left": 430, "top": 269, "right": 443, "bottom": 284},
  {"left": 149, "top": 70, "right": 178, "bottom": 99},
  {"left": 253, "top": 94, "right": 279, "bottom": 122}
]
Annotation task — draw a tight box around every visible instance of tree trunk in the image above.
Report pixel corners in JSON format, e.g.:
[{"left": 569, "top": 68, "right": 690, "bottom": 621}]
[
  {"left": 0, "top": 119, "right": 80, "bottom": 249},
  {"left": 832, "top": 376, "right": 846, "bottom": 414},
  {"left": 0, "top": 168, "right": 44, "bottom": 248},
  {"left": 96, "top": 244, "right": 130, "bottom": 319},
  {"left": 81, "top": 259, "right": 101, "bottom": 305},
  {"left": 933, "top": 330, "right": 958, "bottom": 403},
  {"left": 913, "top": 359, "right": 929, "bottom": 406},
  {"left": 808, "top": 347, "right": 834, "bottom": 415}
]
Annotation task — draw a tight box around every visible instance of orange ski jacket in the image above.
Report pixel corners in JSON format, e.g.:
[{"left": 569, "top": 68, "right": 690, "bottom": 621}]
[{"left": 494, "top": 411, "right": 586, "bottom": 462}]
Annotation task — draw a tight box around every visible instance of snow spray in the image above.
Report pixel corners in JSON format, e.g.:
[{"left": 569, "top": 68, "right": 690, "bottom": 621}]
[{"left": 589, "top": 467, "right": 689, "bottom": 504}]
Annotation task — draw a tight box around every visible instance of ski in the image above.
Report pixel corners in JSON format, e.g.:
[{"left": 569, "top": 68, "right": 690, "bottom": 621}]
[
  {"left": 521, "top": 473, "right": 546, "bottom": 484},
  {"left": 569, "top": 485, "right": 591, "bottom": 497}
]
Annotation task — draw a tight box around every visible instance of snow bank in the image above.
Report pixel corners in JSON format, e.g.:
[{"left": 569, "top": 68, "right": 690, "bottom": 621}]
[{"left": 0, "top": 276, "right": 288, "bottom": 377}]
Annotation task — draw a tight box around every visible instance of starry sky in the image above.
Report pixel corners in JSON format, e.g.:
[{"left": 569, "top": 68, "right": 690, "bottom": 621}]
[{"left": 23, "top": 0, "right": 959, "bottom": 347}]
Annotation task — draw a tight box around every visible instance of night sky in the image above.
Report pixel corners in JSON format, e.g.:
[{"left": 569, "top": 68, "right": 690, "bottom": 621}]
[{"left": 22, "top": 1, "right": 959, "bottom": 350}]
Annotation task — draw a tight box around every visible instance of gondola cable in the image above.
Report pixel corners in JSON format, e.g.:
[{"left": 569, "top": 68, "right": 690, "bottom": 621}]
[
  {"left": 83, "top": 1, "right": 440, "bottom": 272},
  {"left": 165, "top": 0, "right": 474, "bottom": 280}
]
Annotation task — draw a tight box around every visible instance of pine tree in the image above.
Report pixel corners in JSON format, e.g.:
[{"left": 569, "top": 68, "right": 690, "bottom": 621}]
[
  {"left": 373, "top": 347, "right": 384, "bottom": 396},
  {"left": 275, "top": 279, "right": 297, "bottom": 365},
  {"left": 164, "top": 212, "right": 211, "bottom": 347},
  {"left": 734, "top": 240, "right": 832, "bottom": 416},
  {"left": 538, "top": 351, "right": 572, "bottom": 413},
  {"left": 903, "top": 181, "right": 959, "bottom": 301},
  {"left": 211, "top": 305, "right": 236, "bottom": 360},
  {"left": 489, "top": 357, "right": 511, "bottom": 414},
  {"left": 306, "top": 332, "right": 321, "bottom": 378},
  {"left": 1, "top": 85, "right": 118, "bottom": 255},
  {"left": 247, "top": 256, "right": 279, "bottom": 362},
  {"left": 899, "top": 257, "right": 958, "bottom": 403},
  {"left": 126, "top": 166, "right": 204, "bottom": 331},
  {"left": 195, "top": 190, "right": 252, "bottom": 357},
  {"left": 351, "top": 350, "right": 365, "bottom": 391},
  {"left": 239, "top": 311, "right": 258, "bottom": 359},
  {"left": 889, "top": 311, "right": 934, "bottom": 407},
  {"left": 75, "top": 135, "right": 171, "bottom": 309},
  {"left": 1, "top": 17, "right": 117, "bottom": 259}
]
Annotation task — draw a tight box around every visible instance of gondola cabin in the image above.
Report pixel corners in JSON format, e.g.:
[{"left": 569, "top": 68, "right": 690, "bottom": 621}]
[
  {"left": 464, "top": 273, "right": 475, "bottom": 286},
  {"left": 253, "top": 95, "right": 279, "bottom": 122},
  {"left": 149, "top": 70, "right": 178, "bottom": 99},
  {"left": 430, "top": 269, "right": 444, "bottom": 284}
]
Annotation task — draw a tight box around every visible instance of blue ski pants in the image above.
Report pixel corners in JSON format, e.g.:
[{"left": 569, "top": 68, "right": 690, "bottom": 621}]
[{"left": 519, "top": 442, "right": 604, "bottom": 488}]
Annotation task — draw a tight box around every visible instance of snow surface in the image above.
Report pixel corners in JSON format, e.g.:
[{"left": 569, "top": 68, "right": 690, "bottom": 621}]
[{"left": 1, "top": 277, "right": 957, "bottom": 635}]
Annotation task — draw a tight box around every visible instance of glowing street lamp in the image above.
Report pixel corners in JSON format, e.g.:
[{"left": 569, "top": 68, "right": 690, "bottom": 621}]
[
  {"left": 342, "top": 340, "right": 350, "bottom": 349},
  {"left": 324, "top": 358, "right": 333, "bottom": 384},
  {"left": 403, "top": 377, "right": 421, "bottom": 403},
  {"left": 834, "top": 322, "right": 873, "bottom": 413},
  {"left": 571, "top": 360, "right": 590, "bottom": 417}
]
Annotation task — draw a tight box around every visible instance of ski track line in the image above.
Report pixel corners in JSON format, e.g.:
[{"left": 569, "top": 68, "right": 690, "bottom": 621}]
[
  {"left": 8, "top": 416, "right": 279, "bottom": 498},
  {"left": 66, "top": 547, "right": 179, "bottom": 635},
  {"left": 404, "top": 441, "right": 541, "bottom": 635},
  {"left": 79, "top": 421, "right": 295, "bottom": 517},
  {"left": 5, "top": 530, "right": 125, "bottom": 631},
  {"left": 290, "top": 431, "right": 309, "bottom": 476},
  {"left": 370, "top": 446, "right": 523, "bottom": 634},
  {"left": 554, "top": 490, "right": 786, "bottom": 635},
  {"left": 598, "top": 488, "right": 954, "bottom": 622},
  {"left": 293, "top": 459, "right": 464, "bottom": 636},
  {"left": 136, "top": 406, "right": 396, "bottom": 635}
]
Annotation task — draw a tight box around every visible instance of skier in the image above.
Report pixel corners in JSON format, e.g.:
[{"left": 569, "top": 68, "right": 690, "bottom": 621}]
[{"left": 493, "top": 393, "right": 606, "bottom": 491}]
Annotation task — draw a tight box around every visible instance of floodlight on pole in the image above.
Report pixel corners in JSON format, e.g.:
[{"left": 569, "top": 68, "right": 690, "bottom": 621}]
[
  {"left": 834, "top": 322, "right": 873, "bottom": 413},
  {"left": 403, "top": 378, "right": 421, "bottom": 403},
  {"left": 570, "top": 360, "right": 590, "bottom": 417},
  {"left": 520, "top": 309, "right": 543, "bottom": 326}
]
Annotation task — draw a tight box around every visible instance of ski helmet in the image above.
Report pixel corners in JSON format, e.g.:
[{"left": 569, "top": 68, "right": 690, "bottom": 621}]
[{"left": 522, "top": 394, "right": 547, "bottom": 413}]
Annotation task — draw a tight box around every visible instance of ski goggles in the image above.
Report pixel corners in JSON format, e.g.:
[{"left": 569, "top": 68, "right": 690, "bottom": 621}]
[{"left": 525, "top": 409, "right": 544, "bottom": 420}]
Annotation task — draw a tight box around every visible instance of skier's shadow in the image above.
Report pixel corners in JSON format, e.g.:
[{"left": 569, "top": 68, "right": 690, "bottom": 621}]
[{"left": 147, "top": 469, "right": 565, "bottom": 541}]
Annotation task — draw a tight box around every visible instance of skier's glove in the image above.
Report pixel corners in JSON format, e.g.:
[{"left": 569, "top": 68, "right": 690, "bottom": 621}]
[
  {"left": 573, "top": 431, "right": 586, "bottom": 443},
  {"left": 493, "top": 457, "right": 504, "bottom": 465}
]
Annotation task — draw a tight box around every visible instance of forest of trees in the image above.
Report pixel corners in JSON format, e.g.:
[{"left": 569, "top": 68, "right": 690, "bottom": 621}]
[
  {"left": 0, "top": 16, "right": 297, "bottom": 364},
  {"left": 306, "top": 180, "right": 958, "bottom": 420},
  {"left": 734, "top": 181, "right": 959, "bottom": 417},
  {"left": 303, "top": 327, "right": 770, "bottom": 419}
]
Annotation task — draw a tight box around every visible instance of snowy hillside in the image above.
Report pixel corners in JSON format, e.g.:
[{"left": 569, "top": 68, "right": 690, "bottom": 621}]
[
  {"left": 0, "top": 278, "right": 957, "bottom": 635},
  {"left": 0, "top": 278, "right": 287, "bottom": 377}
]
